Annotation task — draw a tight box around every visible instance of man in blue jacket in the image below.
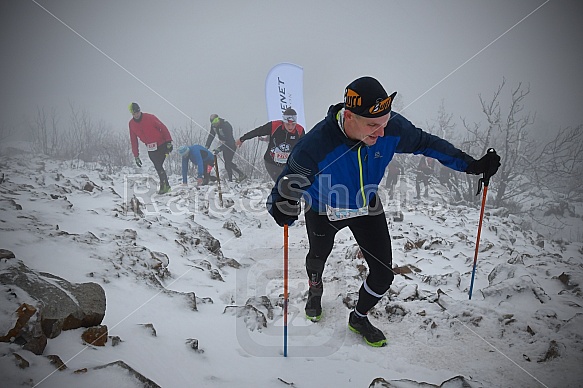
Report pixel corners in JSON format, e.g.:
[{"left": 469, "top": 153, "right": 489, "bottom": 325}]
[
  {"left": 177, "top": 145, "right": 216, "bottom": 186},
  {"left": 267, "top": 76, "right": 500, "bottom": 347}
]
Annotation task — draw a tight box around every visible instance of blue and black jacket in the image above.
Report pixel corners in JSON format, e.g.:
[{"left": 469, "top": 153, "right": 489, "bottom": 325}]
[
  {"left": 181, "top": 145, "right": 214, "bottom": 183},
  {"left": 268, "top": 103, "right": 475, "bottom": 214}
]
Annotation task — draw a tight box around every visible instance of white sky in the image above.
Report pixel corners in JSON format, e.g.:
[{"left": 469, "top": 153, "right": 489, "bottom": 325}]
[{"left": 1, "top": 0, "right": 582, "bottom": 137}]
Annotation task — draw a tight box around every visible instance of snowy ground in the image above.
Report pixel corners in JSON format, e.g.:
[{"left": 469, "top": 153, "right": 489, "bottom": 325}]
[{"left": 1, "top": 145, "right": 582, "bottom": 388}]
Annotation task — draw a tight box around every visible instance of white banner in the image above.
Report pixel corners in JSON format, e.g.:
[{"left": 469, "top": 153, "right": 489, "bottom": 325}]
[{"left": 265, "top": 62, "right": 306, "bottom": 129}]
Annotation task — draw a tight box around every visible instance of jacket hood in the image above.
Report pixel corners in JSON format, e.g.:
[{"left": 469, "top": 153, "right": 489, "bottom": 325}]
[{"left": 325, "top": 103, "right": 363, "bottom": 149}]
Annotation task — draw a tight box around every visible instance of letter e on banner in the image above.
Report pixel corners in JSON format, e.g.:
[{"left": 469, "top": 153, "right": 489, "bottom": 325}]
[{"left": 265, "top": 63, "right": 306, "bottom": 129}]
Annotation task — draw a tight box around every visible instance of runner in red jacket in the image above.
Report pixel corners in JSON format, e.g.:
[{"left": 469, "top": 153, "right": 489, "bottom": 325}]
[{"left": 128, "top": 102, "right": 173, "bottom": 194}]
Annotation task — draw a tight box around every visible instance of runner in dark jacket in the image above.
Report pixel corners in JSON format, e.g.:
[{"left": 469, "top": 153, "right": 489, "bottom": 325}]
[
  {"left": 415, "top": 157, "right": 435, "bottom": 198},
  {"left": 385, "top": 158, "right": 404, "bottom": 199},
  {"left": 205, "top": 114, "right": 246, "bottom": 182},
  {"left": 236, "top": 107, "right": 305, "bottom": 182},
  {"left": 266, "top": 76, "right": 500, "bottom": 347}
]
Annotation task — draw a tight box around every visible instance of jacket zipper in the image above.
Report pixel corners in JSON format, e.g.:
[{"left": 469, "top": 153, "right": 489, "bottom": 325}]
[{"left": 357, "top": 145, "right": 366, "bottom": 207}]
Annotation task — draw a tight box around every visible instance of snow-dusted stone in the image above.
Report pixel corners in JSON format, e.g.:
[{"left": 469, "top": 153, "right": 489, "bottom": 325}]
[
  {"left": 555, "top": 271, "right": 581, "bottom": 296},
  {"left": 210, "top": 268, "right": 224, "bottom": 281},
  {"left": 81, "top": 325, "right": 108, "bottom": 346},
  {"left": 487, "top": 263, "right": 517, "bottom": 285},
  {"left": 342, "top": 292, "right": 359, "bottom": 309},
  {"left": 109, "top": 335, "right": 123, "bottom": 346},
  {"left": 179, "top": 218, "right": 223, "bottom": 256},
  {"left": 148, "top": 251, "right": 170, "bottom": 278},
  {"left": 0, "top": 197, "right": 22, "bottom": 210},
  {"left": 397, "top": 283, "right": 419, "bottom": 301},
  {"left": 0, "top": 249, "right": 16, "bottom": 260},
  {"left": 385, "top": 303, "right": 409, "bottom": 322},
  {"left": 223, "top": 197, "right": 235, "bottom": 208},
  {"left": 537, "top": 339, "right": 563, "bottom": 363},
  {"left": 12, "top": 352, "right": 30, "bottom": 369},
  {"left": 129, "top": 195, "right": 144, "bottom": 217},
  {"left": 0, "top": 303, "right": 46, "bottom": 355},
  {"left": 92, "top": 360, "right": 161, "bottom": 388},
  {"left": 223, "top": 219, "right": 242, "bottom": 237},
  {"left": 420, "top": 271, "right": 462, "bottom": 289},
  {"left": 46, "top": 354, "right": 67, "bottom": 371},
  {"left": 186, "top": 338, "right": 204, "bottom": 353},
  {"left": 480, "top": 275, "right": 550, "bottom": 304},
  {"left": 0, "top": 259, "right": 106, "bottom": 340},
  {"left": 392, "top": 264, "right": 421, "bottom": 280},
  {"left": 138, "top": 323, "right": 157, "bottom": 337},
  {"left": 245, "top": 296, "right": 274, "bottom": 320},
  {"left": 369, "top": 374, "right": 480, "bottom": 387},
  {"left": 223, "top": 305, "right": 267, "bottom": 332}
]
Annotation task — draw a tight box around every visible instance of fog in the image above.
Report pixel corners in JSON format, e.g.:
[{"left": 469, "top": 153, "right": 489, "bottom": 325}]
[{"left": 1, "top": 0, "right": 582, "bottom": 138}]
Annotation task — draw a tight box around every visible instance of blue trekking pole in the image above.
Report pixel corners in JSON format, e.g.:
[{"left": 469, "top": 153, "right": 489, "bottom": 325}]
[{"left": 469, "top": 148, "right": 497, "bottom": 299}]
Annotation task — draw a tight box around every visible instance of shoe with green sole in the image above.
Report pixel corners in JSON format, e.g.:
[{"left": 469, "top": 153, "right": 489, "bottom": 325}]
[
  {"left": 348, "top": 311, "right": 387, "bottom": 347},
  {"left": 158, "top": 184, "right": 171, "bottom": 194},
  {"left": 305, "top": 285, "right": 323, "bottom": 322}
]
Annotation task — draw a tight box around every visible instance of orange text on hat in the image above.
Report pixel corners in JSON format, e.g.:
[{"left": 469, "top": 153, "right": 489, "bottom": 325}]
[
  {"left": 345, "top": 89, "right": 362, "bottom": 108},
  {"left": 369, "top": 96, "right": 393, "bottom": 115}
]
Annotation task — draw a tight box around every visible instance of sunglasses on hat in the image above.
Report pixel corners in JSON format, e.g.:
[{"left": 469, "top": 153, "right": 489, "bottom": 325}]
[{"left": 282, "top": 114, "right": 297, "bottom": 123}]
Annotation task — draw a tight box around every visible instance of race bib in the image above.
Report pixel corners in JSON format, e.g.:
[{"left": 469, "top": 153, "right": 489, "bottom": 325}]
[
  {"left": 146, "top": 142, "right": 158, "bottom": 151},
  {"left": 326, "top": 204, "right": 368, "bottom": 221},
  {"left": 274, "top": 151, "right": 290, "bottom": 164}
]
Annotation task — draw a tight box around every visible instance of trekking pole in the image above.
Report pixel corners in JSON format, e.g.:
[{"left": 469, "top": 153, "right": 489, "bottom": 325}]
[
  {"left": 213, "top": 154, "right": 223, "bottom": 207},
  {"left": 283, "top": 223, "right": 289, "bottom": 357},
  {"left": 468, "top": 148, "right": 497, "bottom": 300},
  {"left": 278, "top": 175, "right": 306, "bottom": 356}
]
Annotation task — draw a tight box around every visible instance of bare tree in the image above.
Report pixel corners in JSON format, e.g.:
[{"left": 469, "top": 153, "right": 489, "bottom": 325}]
[
  {"left": 63, "top": 102, "right": 111, "bottom": 164},
  {"left": 96, "top": 131, "right": 132, "bottom": 173},
  {"left": 424, "top": 100, "right": 465, "bottom": 202},
  {"left": 0, "top": 122, "right": 16, "bottom": 145},
  {"left": 434, "top": 100, "right": 456, "bottom": 139},
  {"left": 462, "top": 79, "right": 536, "bottom": 208},
  {"left": 533, "top": 125, "right": 583, "bottom": 204},
  {"left": 232, "top": 123, "right": 269, "bottom": 181},
  {"left": 166, "top": 120, "right": 208, "bottom": 176},
  {"left": 30, "top": 107, "right": 60, "bottom": 155}
]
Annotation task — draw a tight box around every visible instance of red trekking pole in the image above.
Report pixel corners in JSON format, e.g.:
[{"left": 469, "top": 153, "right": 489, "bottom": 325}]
[
  {"left": 468, "top": 148, "right": 497, "bottom": 300},
  {"left": 278, "top": 175, "right": 305, "bottom": 356}
]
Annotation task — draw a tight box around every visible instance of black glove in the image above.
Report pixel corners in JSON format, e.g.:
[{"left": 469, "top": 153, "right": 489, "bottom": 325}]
[
  {"left": 135, "top": 156, "right": 142, "bottom": 167},
  {"left": 271, "top": 198, "right": 300, "bottom": 227},
  {"left": 466, "top": 149, "right": 500, "bottom": 178},
  {"left": 267, "top": 175, "right": 310, "bottom": 227},
  {"left": 212, "top": 148, "right": 220, "bottom": 155},
  {"left": 166, "top": 142, "right": 173, "bottom": 154}
]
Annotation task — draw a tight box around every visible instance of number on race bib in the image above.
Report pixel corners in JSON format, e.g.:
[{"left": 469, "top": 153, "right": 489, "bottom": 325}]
[
  {"left": 274, "top": 151, "right": 290, "bottom": 164},
  {"left": 325, "top": 204, "right": 368, "bottom": 221},
  {"left": 147, "top": 142, "right": 158, "bottom": 151}
]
